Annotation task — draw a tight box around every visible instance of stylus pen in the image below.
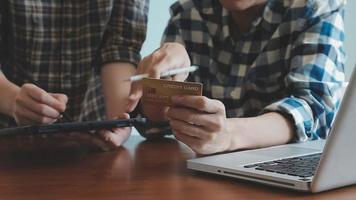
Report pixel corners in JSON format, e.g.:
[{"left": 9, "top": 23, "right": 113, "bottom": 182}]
[
  {"left": 127, "top": 66, "right": 199, "bottom": 82},
  {"left": 35, "top": 117, "right": 148, "bottom": 134},
  {"left": 15, "top": 64, "right": 74, "bottom": 123}
]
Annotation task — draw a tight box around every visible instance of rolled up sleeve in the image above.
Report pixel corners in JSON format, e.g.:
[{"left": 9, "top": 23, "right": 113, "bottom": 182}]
[
  {"left": 262, "top": 10, "right": 346, "bottom": 141},
  {"left": 99, "top": 0, "right": 149, "bottom": 68}
]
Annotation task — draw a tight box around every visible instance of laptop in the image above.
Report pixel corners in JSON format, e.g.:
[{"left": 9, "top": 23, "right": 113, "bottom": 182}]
[{"left": 187, "top": 68, "right": 356, "bottom": 193}]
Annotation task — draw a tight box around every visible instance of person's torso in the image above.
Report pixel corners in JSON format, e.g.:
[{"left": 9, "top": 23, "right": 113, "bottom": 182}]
[
  {"left": 168, "top": 0, "right": 344, "bottom": 118},
  {"left": 0, "top": 1, "right": 114, "bottom": 127}
]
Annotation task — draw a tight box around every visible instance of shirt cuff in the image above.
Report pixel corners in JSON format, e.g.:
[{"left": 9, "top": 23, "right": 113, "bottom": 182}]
[
  {"left": 261, "top": 97, "right": 315, "bottom": 142},
  {"left": 99, "top": 46, "right": 141, "bottom": 69}
]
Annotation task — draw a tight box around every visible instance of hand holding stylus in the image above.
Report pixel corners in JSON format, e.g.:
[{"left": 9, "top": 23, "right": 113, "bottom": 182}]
[
  {"left": 11, "top": 83, "right": 68, "bottom": 125},
  {"left": 128, "top": 42, "right": 192, "bottom": 113}
]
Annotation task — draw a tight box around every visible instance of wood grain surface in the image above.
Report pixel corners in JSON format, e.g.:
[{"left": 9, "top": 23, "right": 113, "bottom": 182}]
[{"left": 0, "top": 135, "right": 355, "bottom": 200}]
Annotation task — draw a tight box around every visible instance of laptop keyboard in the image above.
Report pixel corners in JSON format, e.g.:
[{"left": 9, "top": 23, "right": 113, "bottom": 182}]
[{"left": 244, "top": 153, "right": 322, "bottom": 178}]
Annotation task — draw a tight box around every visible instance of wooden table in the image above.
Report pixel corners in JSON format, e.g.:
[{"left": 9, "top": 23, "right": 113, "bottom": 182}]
[{"left": 0, "top": 135, "right": 355, "bottom": 200}]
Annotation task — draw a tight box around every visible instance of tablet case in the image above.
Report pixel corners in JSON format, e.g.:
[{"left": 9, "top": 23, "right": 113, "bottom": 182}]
[{"left": 0, "top": 118, "right": 146, "bottom": 137}]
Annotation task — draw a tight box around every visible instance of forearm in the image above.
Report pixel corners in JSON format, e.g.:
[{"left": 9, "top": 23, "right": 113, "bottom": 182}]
[
  {"left": 0, "top": 73, "right": 20, "bottom": 116},
  {"left": 101, "top": 63, "right": 136, "bottom": 119},
  {"left": 227, "top": 112, "right": 295, "bottom": 151}
]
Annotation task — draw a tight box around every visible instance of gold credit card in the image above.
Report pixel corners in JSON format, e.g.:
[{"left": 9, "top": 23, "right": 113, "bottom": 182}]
[{"left": 142, "top": 78, "right": 203, "bottom": 106}]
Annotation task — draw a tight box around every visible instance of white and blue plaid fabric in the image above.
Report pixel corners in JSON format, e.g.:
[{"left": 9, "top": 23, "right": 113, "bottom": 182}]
[{"left": 162, "top": 0, "right": 346, "bottom": 141}]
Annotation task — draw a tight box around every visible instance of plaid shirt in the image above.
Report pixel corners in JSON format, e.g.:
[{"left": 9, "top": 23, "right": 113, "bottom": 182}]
[
  {"left": 0, "top": 0, "right": 148, "bottom": 128},
  {"left": 162, "top": 0, "right": 346, "bottom": 141}
]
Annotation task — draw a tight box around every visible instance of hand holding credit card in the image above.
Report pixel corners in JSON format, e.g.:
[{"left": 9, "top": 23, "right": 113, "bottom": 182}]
[{"left": 142, "top": 78, "right": 203, "bottom": 106}]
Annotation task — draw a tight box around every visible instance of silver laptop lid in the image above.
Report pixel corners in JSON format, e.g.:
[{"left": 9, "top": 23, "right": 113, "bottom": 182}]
[{"left": 311, "top": 67, "right": 356, "bottom": 192}]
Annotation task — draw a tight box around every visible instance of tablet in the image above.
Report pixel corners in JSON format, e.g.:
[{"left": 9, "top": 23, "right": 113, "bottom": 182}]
[{"left": 0, "top": 118, "right": 147, "bottom": 137}]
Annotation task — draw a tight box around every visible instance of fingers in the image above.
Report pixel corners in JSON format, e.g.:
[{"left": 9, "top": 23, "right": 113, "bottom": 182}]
[
  {"left": 128, "top": 43, "right": 191, "bottom": 106},
  {"left": 144, "top": 51, "right": 169, "bottom": 79},
  {"left": 167, "top": 96, "right": 229, "bottom": 154},
  {"left": 128, "top": 51, "right": 170, "bottom": 112},
  {"left": 167, "top": 106, "right": 224, "bottom": 132},
  {"left": 160, "top": 42, "right": 191, "bottom": 68},
  {"left": 169, "top": 119, "right": 214, "bottom": 141},
  {"left": 12, "top": 84, "right": 69, "bottom": 125},
  {"left": 144, "top": 50, "right": 187, "bottom": 80},
  {"left": 23, "top": 84, "right": 66, "bottom": 112},
  {"left": 50, "top": 93, "right": 69, "bottom": 105},
  {"left": 16, "top": 91, "right": 62, "bottom": 119},
  {"left": 140, "top": 44, "right": 185, "bottom": 79},
  {"left": 128, "top": 52, "right": 166, "bottom": 101},
  {"left": 99, "top": 113, "right": 131, "bottom": 148},
  {"left": 14, "top": 103, "right": 58, "bottom": 125},
  {"left": 168, "top": 95, "right": 227, "bottom": 126},
  {"left": 173, "top": 129, "right": 203, "bottom": 153},
  {"left": 167, "top": 106, "right": 206, "bottom": 126},
  {"left": 172, "top": 73, "right": 188, "bottom": 82},
  {"left": 171, "top": 95, "right": 225, "bottom": 114}
]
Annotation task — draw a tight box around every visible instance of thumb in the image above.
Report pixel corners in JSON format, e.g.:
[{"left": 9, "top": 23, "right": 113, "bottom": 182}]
[{"left": 116, "top": 113, "right": 130, "bottom": 120}]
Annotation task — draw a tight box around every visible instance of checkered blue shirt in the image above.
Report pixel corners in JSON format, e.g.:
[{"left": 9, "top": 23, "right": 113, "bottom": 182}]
[
  {"left": 162, "top": 0, "right": 346, "bottom": 141},
  {"left": 0, "top": 0, "right": 148, "bottom": 128}
]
